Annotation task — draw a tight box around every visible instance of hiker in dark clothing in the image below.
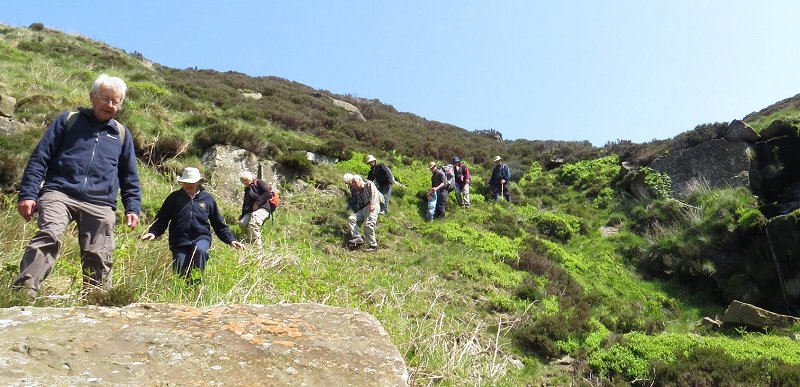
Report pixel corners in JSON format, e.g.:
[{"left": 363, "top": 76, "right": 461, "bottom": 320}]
[
  {"left": 489, "top": 155, "right": 511, "bottom": 202},
  {"left": 237, "top": 171, "right": 274, "bottom": 249},
  {"left": 427, "top": 161, "right": 448, "bottom": 220},
  {"left": 365, "top": 154, "right": 394, "bottom": 214},
  {"left": 452, "top": 156, "right": 471, "bottom": 208},
  {"left": 12, "top": 73, "right": 141, "bottom": 298},
  {"left": 141, "top": 167, "right": 243, "bottom": 277}
]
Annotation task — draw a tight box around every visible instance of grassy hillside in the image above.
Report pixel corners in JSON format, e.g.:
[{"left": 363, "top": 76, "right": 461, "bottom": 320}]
[{"left": 1, "top": 23, "right": 800, "bottom": 386}]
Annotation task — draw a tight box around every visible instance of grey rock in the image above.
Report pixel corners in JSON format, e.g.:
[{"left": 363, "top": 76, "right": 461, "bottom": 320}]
[
  {"left": 0, "top": 94, "right": 15, "bottom": 117},
  {"left": 241, "top": 92, "right": 262, "bottom": 100},
  {"left": 0, "top": 116, "right": 24, "bottom": 135},
  {"left": 0, "top": 303, "right": 409, "bottom": 386},
  {"left": 697, "top": 316, "right": 722, "bottom": 330},
  {"left": 306, "top": 151, "right": 338, "bottom": 165},
  {"left": 201, "top": 145, "right": 282, "bottom": 203},
  {"left": 650, "top": 139, "right": 751, "bottom": 198},
  {"left": 725, "top": 119, "right": 760, "bottom": 143},
  {"left": 720, "top": 300, "right": 800, "bottom": 328}
]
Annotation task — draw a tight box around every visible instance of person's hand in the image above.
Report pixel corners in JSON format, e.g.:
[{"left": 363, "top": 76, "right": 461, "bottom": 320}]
[
  {"left": 252, "top": 204, "right": 259, "bottom": 211},
  {"left": 231, "top": 241, "right": 244, "bottom": 250},
  {"left": 140, "top": 233, "right": 156, "bottom": 241},
  {"left": 17, "top": 200, "right": 37, "bottom": 222},
  {"left": 126, "top": 213, "right": 139, "bottom": 229},
  {"left": 369, "top": 204, "right": 376, "bottom": 213}
]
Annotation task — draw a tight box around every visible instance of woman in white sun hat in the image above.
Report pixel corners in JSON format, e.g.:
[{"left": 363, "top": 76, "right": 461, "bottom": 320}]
[{"left": 141, "top": 167, "right": 243, "bottom": 278}]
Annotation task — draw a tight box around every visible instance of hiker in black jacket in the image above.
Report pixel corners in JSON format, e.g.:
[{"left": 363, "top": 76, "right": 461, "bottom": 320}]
[
  {"left": 237, "top": 171, "right": 274, "bottom": 248},
  {"left": 365, "top": 154, "right": 394, "bottom": 214}
]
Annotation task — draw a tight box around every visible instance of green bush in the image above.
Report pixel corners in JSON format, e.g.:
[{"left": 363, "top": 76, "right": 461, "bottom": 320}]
[
  {"left": 277, "top": 152, "right": 313, "bottom": 178},
  {"left": 652, "top": 347, "right": 800, "bottom": 387}
]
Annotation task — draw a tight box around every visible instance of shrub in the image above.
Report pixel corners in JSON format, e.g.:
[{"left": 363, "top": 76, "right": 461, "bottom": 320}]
[
  {"left": 29, "top": 23, "right": 45, "bottom": 31},
  {"left": 651, "top": 346, "right": 800, "bottom": 386},
  {"left": 277, "top": 152, "right": 313, "bottom": 178},
  {"left": 641, "top": 167, "right": 672, "bottom": 199}
]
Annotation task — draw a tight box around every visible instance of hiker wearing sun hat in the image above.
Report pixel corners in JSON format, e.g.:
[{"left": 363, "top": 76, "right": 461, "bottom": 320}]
[
  {"left": 489, "top": 156, "right": 511, "bottom": 202},
  {"left": 141, "top": 167, "right": 244, "bottom": 278}
]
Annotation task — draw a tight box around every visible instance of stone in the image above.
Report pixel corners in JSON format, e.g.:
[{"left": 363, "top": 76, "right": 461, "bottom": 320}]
[
  {"left": 0, "top": 303, "right": 409, "bottom": 386},
  {"left": 697, "top": 316, "right": 722, "bottom": 330},
  {"left": 649, "top": 139, "right": 751, "bottom": 198},
  {"left": 0, "top": 116, "right": 24, "bottom": 136},
  {"left": 720, "top": 300, "right": 800, "bottom": 328},
  {"left": 241, "top": 92, "right": 262, "bottom": 100},
  {"left": 725, "top": 119, "right": 760, "bottom": 143},
  {"left": 0, "top": 94, "right": 16, "bottom": 117},
  {"left": 201, "top": 145, "right": 282, "bottom": 203},
  {"left": 306, "top": 151, "right": 338, "bottom": 165}
]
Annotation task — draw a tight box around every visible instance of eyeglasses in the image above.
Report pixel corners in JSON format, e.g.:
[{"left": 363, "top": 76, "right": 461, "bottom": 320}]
[{"left": 96, "top": 95, "right": 122, "bottom": 107}]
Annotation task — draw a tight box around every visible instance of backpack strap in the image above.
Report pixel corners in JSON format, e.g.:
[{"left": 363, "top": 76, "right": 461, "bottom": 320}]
[{"left": 65, "top": 111, "right": 127, "bottom": 145}]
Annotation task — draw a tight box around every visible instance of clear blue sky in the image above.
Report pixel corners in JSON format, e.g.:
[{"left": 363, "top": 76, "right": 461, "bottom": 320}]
[{"left": 3, "top": 1, "right": 799, "bottom": 145}]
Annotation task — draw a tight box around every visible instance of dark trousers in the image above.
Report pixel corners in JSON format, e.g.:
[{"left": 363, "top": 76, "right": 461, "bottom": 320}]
[
  {"left": 493, "top": 185, "right": 511, "bottom": 202},
  {"left": 435, "top": 189, "right": 448, "bottom": 218},
  {"left": 171, "top": 239, "right": 211, "bottom": 277}
]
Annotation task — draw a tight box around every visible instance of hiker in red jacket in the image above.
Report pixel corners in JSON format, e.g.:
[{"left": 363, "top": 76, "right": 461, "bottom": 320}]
[{"left": 452, "top": 156, "right": 471, "bottom": 208}]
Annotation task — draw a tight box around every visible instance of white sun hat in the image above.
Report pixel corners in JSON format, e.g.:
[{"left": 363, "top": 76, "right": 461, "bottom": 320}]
[{"left": 177, "top": 167, "right": 203, "bottom": 183}]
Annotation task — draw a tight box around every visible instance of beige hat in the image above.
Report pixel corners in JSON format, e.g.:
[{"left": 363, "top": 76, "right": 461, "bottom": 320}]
[
  {"left": 177, "top": 167, "right": 203, "bottom": 183},
  {"left": 364, "top": 154, "right": 376, "bottom": 163},
  {"left": 428, "top": 161, "right": 437, "bottom": 170},
  {"left": 493, "top": 156, "right": 503, "bottom": 162}
]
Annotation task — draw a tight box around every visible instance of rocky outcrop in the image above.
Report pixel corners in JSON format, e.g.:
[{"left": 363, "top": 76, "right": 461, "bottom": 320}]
[
  {"left": 0, "top": 303, "right": 409, "bottom": 386},
  {"left": 649, "top": 139, "right": 751, "bottom": 198},
  {"left": 201, "top": 145, "right": 282, "bottom": 203},
  {"left": 720, "top": 300, "right": 800, "bottom": 328}
]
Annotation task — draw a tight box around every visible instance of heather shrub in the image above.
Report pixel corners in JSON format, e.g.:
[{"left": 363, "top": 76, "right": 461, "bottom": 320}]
[{"left": 277, "top": 152, "right": 313, "bottom": 178}]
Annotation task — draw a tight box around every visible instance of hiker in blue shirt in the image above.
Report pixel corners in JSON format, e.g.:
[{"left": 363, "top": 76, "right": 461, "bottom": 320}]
[
  {"left": 12, "top": 74, "right": 141, "bottom": 298},
  {"left": 489, "top": 156, "right": 511, "bottom": 202},
  {"left": 141, "top": 167, "right": 243, "bottom": 277}
]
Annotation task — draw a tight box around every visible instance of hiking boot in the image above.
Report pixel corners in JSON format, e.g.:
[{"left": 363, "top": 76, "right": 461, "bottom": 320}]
[
  {"left": 365, "top": 246, "right": 378, "bottom": 252},
  {"left": 348, "top": 236, "right": 364, "bottom": 245}
]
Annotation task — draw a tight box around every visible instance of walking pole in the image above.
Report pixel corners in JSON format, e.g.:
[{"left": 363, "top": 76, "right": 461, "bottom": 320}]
[{"left": 500, "top": 181, "right": 504, "bottom": 201}]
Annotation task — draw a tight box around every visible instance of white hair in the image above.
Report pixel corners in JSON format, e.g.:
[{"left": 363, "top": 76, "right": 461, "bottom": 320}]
[
  {"left": 239, "top": 171, "right": 257, "bottom": 181},
  {"left": 91, "top": 73, "right": 128, "bottom": 100}
]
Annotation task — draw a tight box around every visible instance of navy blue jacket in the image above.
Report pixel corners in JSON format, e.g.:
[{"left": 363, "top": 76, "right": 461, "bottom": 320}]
[
  {"left": 18, "top": 108, "right": 142, "bottom": 214},
  {"left": 147, "top": 188, "right": 238, "bottom": 248},
  {"left": 489, "top": 163, "right": 511, "bottom": 188}
]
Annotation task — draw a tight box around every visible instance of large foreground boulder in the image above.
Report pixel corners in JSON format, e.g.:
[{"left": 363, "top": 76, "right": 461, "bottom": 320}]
[{"left": 0, "top": 303, "right": 409, "bottom": 386}]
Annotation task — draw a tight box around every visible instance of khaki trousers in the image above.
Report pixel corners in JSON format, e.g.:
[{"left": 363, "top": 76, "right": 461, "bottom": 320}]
[
  {"left": 348, "top": 206, "right": 379, "bottom": 248},
  {"left": 13, "top": 190, "right": 116, "bottom": 292}
]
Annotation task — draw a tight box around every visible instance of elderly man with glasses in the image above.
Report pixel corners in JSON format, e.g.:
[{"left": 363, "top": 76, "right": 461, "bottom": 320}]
[{"left": 12, "top": 73, "right": 142, "bottom": 298}]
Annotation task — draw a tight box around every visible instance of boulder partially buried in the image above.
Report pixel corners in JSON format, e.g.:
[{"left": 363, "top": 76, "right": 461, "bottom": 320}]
[{"left": 0, "top": 303, "right": 409, "bottom": 386}]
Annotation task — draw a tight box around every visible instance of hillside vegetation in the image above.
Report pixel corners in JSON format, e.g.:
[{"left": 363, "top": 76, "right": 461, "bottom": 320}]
[{"left": 1, "top": 23, "right": 799, "bottom": 386}]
